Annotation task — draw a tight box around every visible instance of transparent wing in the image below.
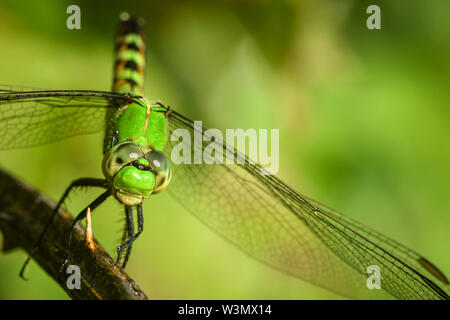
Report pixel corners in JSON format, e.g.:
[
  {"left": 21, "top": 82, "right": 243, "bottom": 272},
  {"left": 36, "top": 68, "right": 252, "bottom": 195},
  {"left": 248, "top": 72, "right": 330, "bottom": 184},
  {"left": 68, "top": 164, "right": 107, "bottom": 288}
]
[
  {"left": 0, "top": 85, "right": 133, "bottom": 149},
  {"left": 305, "top": 197, "right": 450, "bottom": 297},
  {"left": 164, "top": 109, "right": 450, "bottom": 300}
]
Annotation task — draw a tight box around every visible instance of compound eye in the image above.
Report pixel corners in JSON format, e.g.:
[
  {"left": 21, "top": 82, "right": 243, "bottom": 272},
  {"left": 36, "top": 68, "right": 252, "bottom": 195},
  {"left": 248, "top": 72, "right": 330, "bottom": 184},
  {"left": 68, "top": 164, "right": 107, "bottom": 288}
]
[
  {"left": 103, "top": 142, "right": 144, "bottom": 179},
  {"left": 145, "top": 150, "right": 172, "bottom": 193}
]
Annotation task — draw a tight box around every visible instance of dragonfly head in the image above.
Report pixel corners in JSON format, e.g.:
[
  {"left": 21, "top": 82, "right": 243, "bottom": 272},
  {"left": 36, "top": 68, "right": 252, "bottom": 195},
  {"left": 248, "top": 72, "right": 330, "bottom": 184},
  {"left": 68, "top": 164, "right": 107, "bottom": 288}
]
[{"left": 102, "top": 141, "right": 172, "bottom": 206}]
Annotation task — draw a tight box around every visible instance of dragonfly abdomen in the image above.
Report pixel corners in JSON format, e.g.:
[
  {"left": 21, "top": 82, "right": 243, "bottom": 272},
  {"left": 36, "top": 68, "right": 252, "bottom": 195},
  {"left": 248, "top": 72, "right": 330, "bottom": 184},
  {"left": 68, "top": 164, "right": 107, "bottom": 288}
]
[
  {"left": 104, "top": 16, "right": 148, "bottom": 153},
  {"left": 113, "top": 17, "right": 146, "bottom": 96}
]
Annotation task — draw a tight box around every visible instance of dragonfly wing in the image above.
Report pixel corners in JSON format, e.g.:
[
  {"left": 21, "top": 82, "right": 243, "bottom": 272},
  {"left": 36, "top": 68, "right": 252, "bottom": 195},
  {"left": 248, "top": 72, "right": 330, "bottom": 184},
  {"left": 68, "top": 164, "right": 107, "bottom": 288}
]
[
  {"left": 0, "top": 86, "right": 133, "bottom": 149},
  {"left": 165, "top": 109, "right": 449, "bottom": 300},
  {"left": 305, "top": 197, "right": 450, "bottom": 296}
]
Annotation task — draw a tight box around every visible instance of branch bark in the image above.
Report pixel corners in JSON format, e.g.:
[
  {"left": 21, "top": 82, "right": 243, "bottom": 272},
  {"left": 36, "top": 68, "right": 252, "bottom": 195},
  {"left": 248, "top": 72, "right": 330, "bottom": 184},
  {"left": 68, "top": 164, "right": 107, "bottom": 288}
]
[{"left": 0, "top": 168, "right": 148, "bottom": 300}]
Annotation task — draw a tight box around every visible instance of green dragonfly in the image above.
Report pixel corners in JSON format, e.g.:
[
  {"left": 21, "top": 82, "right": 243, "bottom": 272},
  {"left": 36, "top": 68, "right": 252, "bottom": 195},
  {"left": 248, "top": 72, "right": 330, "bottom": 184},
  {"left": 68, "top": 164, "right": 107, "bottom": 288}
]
[{"left": 0, "top": 16, "right": 449, "bottom": 300}]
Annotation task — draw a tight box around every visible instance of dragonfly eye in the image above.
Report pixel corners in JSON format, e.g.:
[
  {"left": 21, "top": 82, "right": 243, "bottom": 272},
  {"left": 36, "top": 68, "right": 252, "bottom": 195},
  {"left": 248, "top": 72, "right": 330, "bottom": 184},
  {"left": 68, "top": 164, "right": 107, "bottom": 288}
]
[
  {"left": 102, "top": 141, "right": 144, "bottom": 179},
  {"left": 145, "top": 150, "right": 172, "bottom": 194}
]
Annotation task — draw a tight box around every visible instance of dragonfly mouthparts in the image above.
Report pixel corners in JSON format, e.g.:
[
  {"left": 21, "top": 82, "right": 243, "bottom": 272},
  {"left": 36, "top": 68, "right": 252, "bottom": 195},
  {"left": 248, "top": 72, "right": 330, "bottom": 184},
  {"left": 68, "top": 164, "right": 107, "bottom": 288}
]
[{"left": 115, "top": 189, "right": 145, "bottom": 206}]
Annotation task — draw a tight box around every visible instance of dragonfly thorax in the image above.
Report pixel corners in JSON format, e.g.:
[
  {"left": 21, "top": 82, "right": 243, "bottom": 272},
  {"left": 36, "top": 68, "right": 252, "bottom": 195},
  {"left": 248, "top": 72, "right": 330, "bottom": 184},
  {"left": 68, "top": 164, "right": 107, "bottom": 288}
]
[{"left": 102, "top": 141, "right": 172, "bottom": 206}]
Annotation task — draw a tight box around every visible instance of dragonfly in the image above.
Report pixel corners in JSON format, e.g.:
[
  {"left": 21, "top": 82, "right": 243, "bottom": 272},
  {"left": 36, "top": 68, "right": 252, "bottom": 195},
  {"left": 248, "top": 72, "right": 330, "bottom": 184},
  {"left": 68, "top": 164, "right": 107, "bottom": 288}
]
[{"left": 0, "top": 16, "right": 449, "bottom": 300}]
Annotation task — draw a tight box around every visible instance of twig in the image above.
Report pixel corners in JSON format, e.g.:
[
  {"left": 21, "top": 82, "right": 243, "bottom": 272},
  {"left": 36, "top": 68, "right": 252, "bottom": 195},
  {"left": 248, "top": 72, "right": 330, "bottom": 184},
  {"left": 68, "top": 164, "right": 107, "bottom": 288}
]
[{"left": 0, "top": 168, "right": 148, "bottom": 300}]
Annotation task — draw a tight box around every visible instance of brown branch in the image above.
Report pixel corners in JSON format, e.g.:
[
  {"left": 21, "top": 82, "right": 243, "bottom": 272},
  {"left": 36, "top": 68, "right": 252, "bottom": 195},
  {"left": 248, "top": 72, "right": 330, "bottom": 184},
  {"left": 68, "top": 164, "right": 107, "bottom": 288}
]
[{"left": 0, "top": 168, "right": 148, "bottom": 300}]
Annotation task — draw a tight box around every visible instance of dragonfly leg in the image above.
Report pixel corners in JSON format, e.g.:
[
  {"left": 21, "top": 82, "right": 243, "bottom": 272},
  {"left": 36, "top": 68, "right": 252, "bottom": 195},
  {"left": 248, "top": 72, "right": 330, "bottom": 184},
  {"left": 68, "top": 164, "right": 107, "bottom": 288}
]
[
  {"left": 114, "top": 204, "right": 143, "bottom": 266},
  {"left": 58, "top": 188, "right": 112, "bottom": 279},
  {"left": 119, "top": 206, "right": 135, "bottom": 268},
  {"left": 20, "top": 178, "right": 107, "bottom": 280}
]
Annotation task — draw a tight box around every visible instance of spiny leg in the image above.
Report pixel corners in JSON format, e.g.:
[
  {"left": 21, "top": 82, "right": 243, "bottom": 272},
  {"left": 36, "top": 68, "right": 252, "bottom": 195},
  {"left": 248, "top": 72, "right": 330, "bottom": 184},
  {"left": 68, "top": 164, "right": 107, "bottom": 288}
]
[
  {"left": 58, "top": 188, "right": 113, "bottom": 277},
  {"left": 115, "top": 204, "right": 143, "bottom": 266},
  {"left": 120, "top": 206, "right": 135, "bottom": 268},
  {"left": 20, "top": 178, "right": 107, "bottom": 279}
]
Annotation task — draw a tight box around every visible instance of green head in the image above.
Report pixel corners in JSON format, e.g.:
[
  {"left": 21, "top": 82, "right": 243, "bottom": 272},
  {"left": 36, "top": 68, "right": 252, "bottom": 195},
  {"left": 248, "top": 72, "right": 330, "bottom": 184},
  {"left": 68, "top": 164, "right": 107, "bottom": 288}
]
[{"left": 102, "top": 141, "right": 172, "bottom": 206}]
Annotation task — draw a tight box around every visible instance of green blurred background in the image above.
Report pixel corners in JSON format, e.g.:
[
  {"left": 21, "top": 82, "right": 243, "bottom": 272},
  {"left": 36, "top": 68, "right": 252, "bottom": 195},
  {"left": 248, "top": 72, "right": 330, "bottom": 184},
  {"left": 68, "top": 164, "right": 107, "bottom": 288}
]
[{"left": 0, "top": 0, "right": 449, "bottom": 299}]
